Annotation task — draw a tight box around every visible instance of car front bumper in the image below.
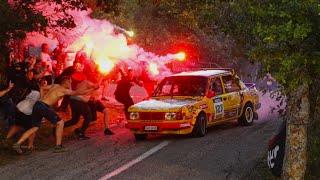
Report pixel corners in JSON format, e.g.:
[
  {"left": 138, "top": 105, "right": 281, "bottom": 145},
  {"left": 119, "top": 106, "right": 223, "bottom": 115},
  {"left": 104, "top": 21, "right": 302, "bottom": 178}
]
[{"left": 125, "top": 120, "right": 194, "bottom": 135}]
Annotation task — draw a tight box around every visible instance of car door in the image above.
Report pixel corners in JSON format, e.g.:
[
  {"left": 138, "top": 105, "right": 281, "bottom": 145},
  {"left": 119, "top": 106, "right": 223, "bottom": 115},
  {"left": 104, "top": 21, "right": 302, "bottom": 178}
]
[
  {"left": 208, "top": 77, "right": 225, "bottom": 121},
  {"left": 221, "top": 75, "right": 242, "bottom": 120}
]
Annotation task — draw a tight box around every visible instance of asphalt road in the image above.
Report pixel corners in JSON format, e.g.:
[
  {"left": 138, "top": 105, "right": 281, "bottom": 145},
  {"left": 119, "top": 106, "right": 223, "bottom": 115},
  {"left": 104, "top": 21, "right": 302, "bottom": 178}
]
[{"left": 0, "top": 89, "right": 282, "bottom": 180}]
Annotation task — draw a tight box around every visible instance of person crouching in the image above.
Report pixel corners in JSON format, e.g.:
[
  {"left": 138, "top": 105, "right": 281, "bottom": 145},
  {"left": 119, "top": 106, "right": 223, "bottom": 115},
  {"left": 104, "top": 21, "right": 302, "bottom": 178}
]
[
  {"left": 12, "top": 77, "right": 94, "bottom": 154},
  {"left": 64, "top": 80, "right": 114, "bottom": 140}
]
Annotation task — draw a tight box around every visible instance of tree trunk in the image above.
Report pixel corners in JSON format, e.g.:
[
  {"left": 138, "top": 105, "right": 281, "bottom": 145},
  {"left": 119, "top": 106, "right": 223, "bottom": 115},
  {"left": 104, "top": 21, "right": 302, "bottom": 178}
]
[
  {"left": 282, "top": 83, "right": 310, "bottom": 179},
  {"left": 306, "top": 79, "right": 320, "bottom": 178}
]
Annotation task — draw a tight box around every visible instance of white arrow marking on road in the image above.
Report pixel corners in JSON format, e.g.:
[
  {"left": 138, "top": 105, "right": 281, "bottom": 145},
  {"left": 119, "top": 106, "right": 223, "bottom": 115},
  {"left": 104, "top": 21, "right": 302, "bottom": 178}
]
[{"left": 99, "top": 140, "right": 170, "bottom": 180}]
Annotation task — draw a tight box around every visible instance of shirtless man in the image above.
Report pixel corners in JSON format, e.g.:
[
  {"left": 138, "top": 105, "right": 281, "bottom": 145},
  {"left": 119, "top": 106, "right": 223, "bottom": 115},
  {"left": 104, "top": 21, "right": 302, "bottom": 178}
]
[
  {"left": 65, "top": 80, "right": 113, "bottom": 140},
  {"left": 13, "top": 76, "right": 94, "bottom": 154}
]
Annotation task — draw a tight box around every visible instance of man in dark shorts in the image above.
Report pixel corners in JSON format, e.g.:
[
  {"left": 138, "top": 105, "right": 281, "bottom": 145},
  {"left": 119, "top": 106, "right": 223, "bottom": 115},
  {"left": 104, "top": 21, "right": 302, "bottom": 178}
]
[
  {"left": 13, "top": 77, "right": 95, "bottom": 154},
  {"left": 114, "top": 68, "right": 143, "bottom": 119},
  {"left": 65, "top": 81, "right": 114, "bottom": 140},
  {"left": 6, "top": 89, "right": 41, "bottom": 151},
  {"left": 7, "top": 110, "right": 35, "bottom": 150}
]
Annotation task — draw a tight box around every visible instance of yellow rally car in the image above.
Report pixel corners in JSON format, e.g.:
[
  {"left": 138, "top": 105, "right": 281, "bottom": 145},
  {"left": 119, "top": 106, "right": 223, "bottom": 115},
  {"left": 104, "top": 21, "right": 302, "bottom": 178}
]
[{"left": 126, "top": 69, "right": 261, "bottom": 140}]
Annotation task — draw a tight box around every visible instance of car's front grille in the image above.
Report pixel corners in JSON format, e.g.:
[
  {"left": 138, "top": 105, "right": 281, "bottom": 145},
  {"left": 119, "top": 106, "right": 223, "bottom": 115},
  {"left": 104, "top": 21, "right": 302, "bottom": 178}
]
[{"left": 139, "top": 112, "right": 165, "bottom": 120}]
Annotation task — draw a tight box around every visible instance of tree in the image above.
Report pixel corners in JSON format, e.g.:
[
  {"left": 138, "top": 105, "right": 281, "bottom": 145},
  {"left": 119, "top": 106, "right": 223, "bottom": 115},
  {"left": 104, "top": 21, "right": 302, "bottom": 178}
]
[
  {"left": 88, "top": 0, "right": 238, "bottom": 68},
  {"left": 190, "top": 0, "right": 320, "bottom": 178},
  {"left": 0, "top": 0, "right": 87, "bottom": 75},
  {"left": 106, "top": 0, "right": 320, "bottom": 178}
]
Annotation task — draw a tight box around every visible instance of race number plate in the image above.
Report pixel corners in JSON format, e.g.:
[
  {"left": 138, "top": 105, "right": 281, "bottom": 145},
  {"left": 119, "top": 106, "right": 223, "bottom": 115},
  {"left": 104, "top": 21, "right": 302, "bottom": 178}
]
[
  {"left": 144, "top": 126, "right": 158, "bottom": 131},
  {"left": 214, "top": 97, "right": 224, "bottom": 118}
]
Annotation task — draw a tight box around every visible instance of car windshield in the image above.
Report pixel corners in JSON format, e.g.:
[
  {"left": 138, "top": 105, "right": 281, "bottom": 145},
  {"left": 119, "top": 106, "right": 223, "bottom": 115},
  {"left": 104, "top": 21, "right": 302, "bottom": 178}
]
[{"left": 153, "top": 76, "right": 208, "bottom": 97}]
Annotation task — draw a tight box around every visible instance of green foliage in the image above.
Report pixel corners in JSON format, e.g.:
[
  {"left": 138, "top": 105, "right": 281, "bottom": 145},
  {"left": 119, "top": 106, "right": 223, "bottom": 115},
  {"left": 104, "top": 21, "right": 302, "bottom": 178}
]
[
  {"left": 211, "top": 0, "right": 320, "bottom": 91},
  {"left": 147, "top": 1, "right": 320, "bottom": 90},
  {"left": 89, "top": 0, "right": 237, "bottom": 67},
  {"left": 0, "top": 0, "right": 87, "bottom": 65}
]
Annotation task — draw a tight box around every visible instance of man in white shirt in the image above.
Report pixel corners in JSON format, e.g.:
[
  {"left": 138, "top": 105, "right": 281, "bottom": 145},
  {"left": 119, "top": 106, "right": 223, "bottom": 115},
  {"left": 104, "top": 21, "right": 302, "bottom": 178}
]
[{"left": 6, "top": 90, "right": 40, "bottom": 151}]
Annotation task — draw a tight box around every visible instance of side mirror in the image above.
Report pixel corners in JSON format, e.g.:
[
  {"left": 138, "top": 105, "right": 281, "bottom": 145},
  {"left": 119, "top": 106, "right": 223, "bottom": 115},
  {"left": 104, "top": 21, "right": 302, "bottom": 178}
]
[{"left": 206, "top": 90, "right": 216, "bottom": 98}]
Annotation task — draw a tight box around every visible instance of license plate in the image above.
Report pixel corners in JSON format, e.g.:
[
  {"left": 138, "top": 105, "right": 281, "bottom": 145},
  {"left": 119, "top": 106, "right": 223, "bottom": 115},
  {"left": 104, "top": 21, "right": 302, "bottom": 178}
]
[{"left": 144, "top": 126, "right": 158, "bottom": 131}]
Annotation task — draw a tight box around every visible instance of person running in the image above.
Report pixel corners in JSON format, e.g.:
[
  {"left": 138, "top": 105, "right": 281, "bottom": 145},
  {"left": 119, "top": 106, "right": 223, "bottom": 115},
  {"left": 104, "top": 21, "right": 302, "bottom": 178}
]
[
  {"left": 114, "top": 68, "right": 143, "bottom": 120},
  {"left": 64, "top": 80, "right": 114, "bottom": 139},
  {"left": 6, "top": 90, "right": 40, "bottom": 152},
  {"left": 55, "top": 61, "right": 85, "bottom": 111},
  {"left": 6, "top": 71, "right": 40, "bottom": 152},
  {"left": 12, "top": 76, "right": 94, "bottom": 154}
]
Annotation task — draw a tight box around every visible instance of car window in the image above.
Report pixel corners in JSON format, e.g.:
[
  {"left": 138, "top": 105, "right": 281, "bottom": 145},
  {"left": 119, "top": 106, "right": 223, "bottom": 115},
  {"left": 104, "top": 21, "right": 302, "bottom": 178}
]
[
  {"left": 210, "top": 77, "right": 223, "bottom": 95},
  {"left": 161, "top": 80, "right": 173, "bottom": 96},
  {"left": 222, "top": 75, "right": 241, "bottom": 93},
  {"left": 153, "top": 76, "right": 207, "bottom": 96}
]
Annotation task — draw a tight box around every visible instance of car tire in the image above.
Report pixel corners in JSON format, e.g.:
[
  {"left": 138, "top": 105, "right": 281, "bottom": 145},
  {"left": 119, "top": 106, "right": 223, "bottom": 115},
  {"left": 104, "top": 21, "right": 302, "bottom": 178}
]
[
  {"left": 134, "top": 134, "right": 147, "bottom": 141},
  {"left": 192, "top": 113, "right": 207, "bottom": 137},
  {"left": 238, "top": 104, "right": 254, "bottom": 126}
]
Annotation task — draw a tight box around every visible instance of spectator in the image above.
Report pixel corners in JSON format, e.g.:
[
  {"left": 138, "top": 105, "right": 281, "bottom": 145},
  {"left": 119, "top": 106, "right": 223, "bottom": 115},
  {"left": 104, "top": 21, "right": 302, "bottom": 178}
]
[
  {"left": 140, "top": 62, "right": 156, "bottom": 98},
  {"left": 55, "top": 61, "right": 85, "bottom": 111},
  {"left": 9, "top": 69, "right": 39, "bottom": 105},
  {"left": 39, "top": 43, "right": 54, "bottom": 84},
  {"left": 64, "top": 80, "right": 114, "bottom": 139},
  {"left": 24, "top": 70, "right": 40, "bottom": 91},
  {"left": 12, "top": 76, "right": 95, "bottom": 154},
  {"left": 114, "top": 68, "right": 143, "bottom": 120},
  {"left": 40, "top": 43, "right": 53, "bottom": 66},
  {"left": 7, "top": 57, "right": 27, "bottom": 85},
  {"left": 263, "top": 73, "right": 277, "bottom": 92},
  {"left": 25, "top": 56, "right": 36, "bottom": 71},
  {"left": 7, "top": 90, "right": 41, "bottom": 152},
  {"left": 52, "top": 43, "right": 67, "bottom": 76},
  {"left": 32, "top": 60, "right": 46, "bottom": 80},
  {"left": 0, "top": 81, "right": 15, "bottom": 126}
]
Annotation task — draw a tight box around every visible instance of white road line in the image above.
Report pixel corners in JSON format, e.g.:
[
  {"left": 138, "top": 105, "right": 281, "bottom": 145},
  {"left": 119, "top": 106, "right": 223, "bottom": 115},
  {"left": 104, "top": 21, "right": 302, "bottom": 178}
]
[{"left": 99, "top": 141, "right": 170, "bottom": 180}]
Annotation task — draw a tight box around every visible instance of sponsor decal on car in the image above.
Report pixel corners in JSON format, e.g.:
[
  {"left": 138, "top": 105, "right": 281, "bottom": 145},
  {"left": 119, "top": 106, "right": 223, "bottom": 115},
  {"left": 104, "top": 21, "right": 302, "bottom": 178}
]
[
  {"left": 200, "top": 104, "right": 208, "bottom": 110},
  {"left": 224, "top": 108, "right": 238, "bottom": 119}
]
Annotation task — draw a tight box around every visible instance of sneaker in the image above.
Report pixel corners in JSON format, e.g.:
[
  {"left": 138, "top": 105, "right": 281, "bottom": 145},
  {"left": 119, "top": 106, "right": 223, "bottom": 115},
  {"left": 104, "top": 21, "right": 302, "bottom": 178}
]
[
  {"left": 75, "top": 130, "right": 90, "bottom": 140},
  {"left": 12, "top": 143, "right": 23, "bottom": 154},
  {"left": 53, "top": 145, "right": 66, "bottom": 153},
  {"left": 24, "top": 148, "right": 35, "bottom": 155},
  {"left": 104, "top": 128, "right": 114, "bottom": 136}
]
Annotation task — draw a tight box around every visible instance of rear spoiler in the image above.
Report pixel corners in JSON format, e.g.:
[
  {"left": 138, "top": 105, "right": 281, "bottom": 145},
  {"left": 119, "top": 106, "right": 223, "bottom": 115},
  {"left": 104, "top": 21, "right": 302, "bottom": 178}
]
[{"left": 200, "top": 68, "right": 235, "bottom": 75}]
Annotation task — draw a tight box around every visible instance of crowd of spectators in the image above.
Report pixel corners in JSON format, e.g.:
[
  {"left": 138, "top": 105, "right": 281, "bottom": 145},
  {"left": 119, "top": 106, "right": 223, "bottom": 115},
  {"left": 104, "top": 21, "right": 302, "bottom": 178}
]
[
  {"left": 0, "top": 43, "right": 114, "bottom": 154},
  {"left": 0, "top": 41, "right": 157, "bottom": 154}
]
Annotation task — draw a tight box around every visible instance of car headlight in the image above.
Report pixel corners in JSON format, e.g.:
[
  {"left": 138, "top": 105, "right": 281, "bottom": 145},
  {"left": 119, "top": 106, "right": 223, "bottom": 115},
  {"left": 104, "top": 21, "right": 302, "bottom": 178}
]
[
  {"left": 165, "top": 112, "right": 176, "bottom": 120},
  {"left": 130, "top": 112, "right": 140, "bottom": 120}
]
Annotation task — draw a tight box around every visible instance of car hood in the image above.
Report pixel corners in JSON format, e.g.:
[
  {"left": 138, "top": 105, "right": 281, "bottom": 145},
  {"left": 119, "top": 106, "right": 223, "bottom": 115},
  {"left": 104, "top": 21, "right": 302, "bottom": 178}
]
[{"left": 131, "top": 98, "right": 198, "bottom": 111}]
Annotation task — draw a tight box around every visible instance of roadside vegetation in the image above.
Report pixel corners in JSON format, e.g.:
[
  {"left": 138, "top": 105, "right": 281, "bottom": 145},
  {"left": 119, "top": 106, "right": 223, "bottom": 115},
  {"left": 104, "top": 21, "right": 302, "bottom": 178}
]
[{"left": 0, "top": 0, "right": 319, "bottom": 178}]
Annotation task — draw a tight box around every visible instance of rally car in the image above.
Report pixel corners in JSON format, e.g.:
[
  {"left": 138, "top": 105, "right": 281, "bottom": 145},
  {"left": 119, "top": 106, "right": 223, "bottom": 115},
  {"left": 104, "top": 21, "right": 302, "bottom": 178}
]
[{"left": 126, "top": 69, "right": 261, "bottom": 140}]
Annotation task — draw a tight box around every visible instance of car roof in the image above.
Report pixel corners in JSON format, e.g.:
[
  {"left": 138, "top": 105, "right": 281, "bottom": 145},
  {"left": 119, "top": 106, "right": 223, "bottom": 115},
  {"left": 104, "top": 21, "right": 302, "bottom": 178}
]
[{"left": 171, "top": 70, "right": 231, "bottom": 77}]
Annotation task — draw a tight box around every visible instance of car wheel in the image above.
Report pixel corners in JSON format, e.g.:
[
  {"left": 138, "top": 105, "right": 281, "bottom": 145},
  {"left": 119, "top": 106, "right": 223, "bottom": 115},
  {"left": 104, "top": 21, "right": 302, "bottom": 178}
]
[
  {"left": 134, "top": 134, "right": 147, "bottom": 141},
  {"left": 238, "top": 104, "right": 254, "bottom": 126},
  {"left": 192, "top": 113, "right": 207, "bottom": 137}
]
